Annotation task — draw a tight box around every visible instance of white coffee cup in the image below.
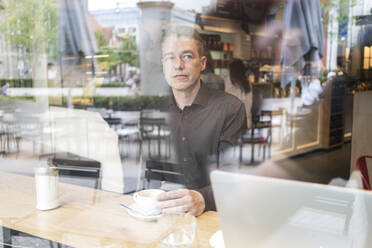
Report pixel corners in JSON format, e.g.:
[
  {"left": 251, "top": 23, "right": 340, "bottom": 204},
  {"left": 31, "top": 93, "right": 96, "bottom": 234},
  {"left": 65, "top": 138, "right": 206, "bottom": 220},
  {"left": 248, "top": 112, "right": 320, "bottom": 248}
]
[{"left": 133, "top": 189, "right": 164, "bottom": 215}]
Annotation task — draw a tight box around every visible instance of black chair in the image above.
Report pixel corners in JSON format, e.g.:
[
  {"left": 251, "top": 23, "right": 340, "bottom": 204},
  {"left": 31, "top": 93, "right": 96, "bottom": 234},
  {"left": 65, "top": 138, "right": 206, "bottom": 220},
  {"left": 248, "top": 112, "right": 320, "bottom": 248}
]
[
  {"left": 116, "top": 124, "right": 140, "bottom": 158},
  {"left": 145, "top": 160, "right": 185, "bottom": 189},
  {"left": 0, "top": 118, "right": 20, "bottom": 155},
  {"left": 104, "top": 116, "right": 141, "bottom": 158},
  {"left": 270, "top": 108, "right": 285, "bottom": 144},
  {"left": 239, "top": 111, "right": 272, "bottom": 164},
  {"left": 49, "top": 152, "right": 101, "bottom": 189},
  {"left": 103, "top": 117, "right": 122, "bottom": 131},
  {"left": 14, "top": 115, "right": 44, "bottom": 155},
  {"left": 3, "top": 227, "right": 61, "bottom": 248},
  {"left": 0, "top": 117, "right": 8, "bottom": 156},
  {"left": 139, "top": 116, "right": 171, "bottom": 159}
]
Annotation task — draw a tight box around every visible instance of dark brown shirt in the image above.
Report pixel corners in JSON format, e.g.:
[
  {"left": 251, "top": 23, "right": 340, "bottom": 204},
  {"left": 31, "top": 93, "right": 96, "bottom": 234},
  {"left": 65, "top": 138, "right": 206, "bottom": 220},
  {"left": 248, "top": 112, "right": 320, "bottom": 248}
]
[{"left": 168, "top": 83, "right": 247, "bottom": 211}]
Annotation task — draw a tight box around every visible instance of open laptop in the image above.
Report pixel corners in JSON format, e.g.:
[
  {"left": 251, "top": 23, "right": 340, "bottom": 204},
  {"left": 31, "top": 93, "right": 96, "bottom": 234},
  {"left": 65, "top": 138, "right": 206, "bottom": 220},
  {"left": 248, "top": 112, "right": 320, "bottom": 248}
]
[{"left": 211, "top": 170, "right": 372, "bottom": 248}]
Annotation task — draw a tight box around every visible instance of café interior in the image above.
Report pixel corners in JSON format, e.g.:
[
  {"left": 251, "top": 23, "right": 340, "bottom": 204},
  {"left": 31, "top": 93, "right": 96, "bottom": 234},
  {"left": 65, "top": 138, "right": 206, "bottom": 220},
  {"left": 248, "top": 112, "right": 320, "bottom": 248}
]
[{"left": 0, "top": 0, "right": 372, "bottom": 247}]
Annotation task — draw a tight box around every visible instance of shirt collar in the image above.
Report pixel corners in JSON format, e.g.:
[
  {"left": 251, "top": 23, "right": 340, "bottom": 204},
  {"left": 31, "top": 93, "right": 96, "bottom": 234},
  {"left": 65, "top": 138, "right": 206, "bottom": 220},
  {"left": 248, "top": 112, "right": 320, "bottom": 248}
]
[
  {"left": 169, "top": 81, "right": 209, "bottom": 110},
  {"left": 192, "top": 82, "right": 209, "bottom": 107}
]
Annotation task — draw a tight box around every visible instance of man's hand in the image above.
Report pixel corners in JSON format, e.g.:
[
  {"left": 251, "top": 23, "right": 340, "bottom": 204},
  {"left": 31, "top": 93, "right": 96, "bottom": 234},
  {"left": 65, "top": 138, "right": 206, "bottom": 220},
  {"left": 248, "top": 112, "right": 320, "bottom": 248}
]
[{"left": 157, "top": 189, "right": 205, "bottom": 216}]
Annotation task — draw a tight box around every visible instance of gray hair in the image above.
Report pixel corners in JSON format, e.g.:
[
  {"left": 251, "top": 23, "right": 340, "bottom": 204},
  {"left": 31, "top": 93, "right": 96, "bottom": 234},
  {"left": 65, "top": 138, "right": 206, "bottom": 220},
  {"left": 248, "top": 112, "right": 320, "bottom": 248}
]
[{"left": 161, "top": 24, "right": 205, "bottom": 57}]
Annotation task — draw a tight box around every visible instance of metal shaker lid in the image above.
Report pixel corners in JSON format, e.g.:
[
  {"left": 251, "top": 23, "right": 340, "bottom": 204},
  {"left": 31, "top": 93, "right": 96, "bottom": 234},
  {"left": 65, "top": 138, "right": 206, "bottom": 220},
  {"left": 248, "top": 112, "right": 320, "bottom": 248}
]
[{"left": 34, "top": 165, "right": 58, "bottom": 176}]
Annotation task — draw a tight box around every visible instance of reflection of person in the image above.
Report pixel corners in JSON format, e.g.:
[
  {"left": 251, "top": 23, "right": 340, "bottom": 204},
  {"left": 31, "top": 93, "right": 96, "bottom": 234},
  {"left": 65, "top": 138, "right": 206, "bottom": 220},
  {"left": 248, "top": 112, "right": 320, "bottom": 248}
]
[
  {"left": 157, "top": 26, "right": 246, "bottom": 216},
  {"left": 1, "top": 83, "right": 9, "bottom": 96},
  {"left": 133, "top": 73, "right": 141, "bottom": 94},
  {"left": 125, "top": 71, "right": 135, "bottom": 88},
  {"left": 200, "top": 50, "right": 225, "bottom": 91},
  {"left": 225, "top": 59, "right": 253, "bottom": 128}
]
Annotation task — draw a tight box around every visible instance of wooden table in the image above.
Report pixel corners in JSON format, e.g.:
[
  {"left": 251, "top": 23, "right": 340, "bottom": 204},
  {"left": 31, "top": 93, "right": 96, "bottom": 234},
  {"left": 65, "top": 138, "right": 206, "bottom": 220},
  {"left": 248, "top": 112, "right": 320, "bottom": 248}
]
[{"left": 0, "top": 172, "right": 220, "bottom": 247}]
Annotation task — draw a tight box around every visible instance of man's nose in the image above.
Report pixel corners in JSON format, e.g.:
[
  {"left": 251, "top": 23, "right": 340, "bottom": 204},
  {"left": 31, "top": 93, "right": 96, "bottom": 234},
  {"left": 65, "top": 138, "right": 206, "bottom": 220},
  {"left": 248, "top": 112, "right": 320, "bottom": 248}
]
[{"left": 173, "top": 57, "right": 184, "bottom": 69}]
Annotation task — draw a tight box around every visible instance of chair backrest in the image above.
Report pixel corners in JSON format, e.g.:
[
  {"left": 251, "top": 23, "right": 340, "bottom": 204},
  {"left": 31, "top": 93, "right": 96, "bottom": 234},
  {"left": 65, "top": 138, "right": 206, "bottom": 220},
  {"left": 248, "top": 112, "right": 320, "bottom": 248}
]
[
  {"left": 145, "top": 160, "right": 185, "bottom": 185},
  {"left": 51, "top": 152, "right": 101, "bottom": 189},
  {"left": 104, "top": 117, "right": 122, "bottom": 130},
  {"left": 114, "top": 111, "right": 140, "bottom": 127},
  {"left": 252, "top": 111, "right": 273, "bottom": 127},
  {"left": 356, "top": 155, "right": 372, "bottom": 190},
  {"left": 87, "top": 107, "right": 110, "bottom": 118},
  {"left": 139, "top": 117, "right": 167, "bottom": 138},
  {"left": 252, "top": 111, "right": 273, "bottom": 136},
  {"left": 270, "top": 108, "right": 285, "bottom": 127},
  {"left": 260, "top": 110, "right": 273, "bottom": 119}
]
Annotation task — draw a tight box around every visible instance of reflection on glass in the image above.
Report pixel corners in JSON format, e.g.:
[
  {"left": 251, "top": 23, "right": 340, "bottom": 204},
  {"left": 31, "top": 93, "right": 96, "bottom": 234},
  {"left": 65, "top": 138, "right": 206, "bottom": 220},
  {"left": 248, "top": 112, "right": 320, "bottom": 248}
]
[
  {"left": 0, "top": 0, "right": 371, "bottom": 246},
  {"left": 364, "top": 59, "right": 369, "bottom": 70},
  {"left": 364, "top": 46, "right": 370, "bottom": 58}
]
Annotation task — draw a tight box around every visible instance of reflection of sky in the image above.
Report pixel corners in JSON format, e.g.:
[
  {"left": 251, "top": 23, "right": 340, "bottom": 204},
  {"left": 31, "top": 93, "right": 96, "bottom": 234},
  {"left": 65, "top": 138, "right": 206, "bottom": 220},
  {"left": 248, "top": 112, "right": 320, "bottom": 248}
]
[{"left": 88, "top": 0, "right": 212, "bottom": 12}]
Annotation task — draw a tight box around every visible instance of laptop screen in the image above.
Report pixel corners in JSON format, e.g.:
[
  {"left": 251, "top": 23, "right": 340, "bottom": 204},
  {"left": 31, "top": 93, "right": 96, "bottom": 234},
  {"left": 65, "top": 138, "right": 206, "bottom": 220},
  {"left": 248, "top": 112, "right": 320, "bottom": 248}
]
[{"left": 211, "top": 171, "right": 372, "bottom": 248}]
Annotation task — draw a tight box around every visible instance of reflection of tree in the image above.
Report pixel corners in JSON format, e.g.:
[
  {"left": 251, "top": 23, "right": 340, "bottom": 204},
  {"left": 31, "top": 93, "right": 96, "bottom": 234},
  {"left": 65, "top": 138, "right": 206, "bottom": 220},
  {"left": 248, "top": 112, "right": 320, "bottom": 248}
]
[
  {"left": 94, "top": 34, "right": 139, "bottom": 80},
  {"left": 321, "top": 0, "right": 357, "bottom": 25},
  {"left": 0, "top": 0, "right": 58, "bottom": 60},
  {"left": 119, "top": 37, "right": 139, "bottom": 68},
  {"left": 96, "top": 46, "right": 120, "bottom": 78},
  {"left": 94, "top": 31, "right": 108, "bottom": 49},
  {"left": 0, "top": 0, "right": 58, "bottom": 106}
]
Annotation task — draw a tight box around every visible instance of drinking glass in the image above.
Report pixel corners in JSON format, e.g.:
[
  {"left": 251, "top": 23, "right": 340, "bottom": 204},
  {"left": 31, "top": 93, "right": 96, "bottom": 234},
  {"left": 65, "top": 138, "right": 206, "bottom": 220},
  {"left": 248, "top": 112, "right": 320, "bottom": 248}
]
[{"left": 159, "top": 213, "right": 196, "bottom": 248}]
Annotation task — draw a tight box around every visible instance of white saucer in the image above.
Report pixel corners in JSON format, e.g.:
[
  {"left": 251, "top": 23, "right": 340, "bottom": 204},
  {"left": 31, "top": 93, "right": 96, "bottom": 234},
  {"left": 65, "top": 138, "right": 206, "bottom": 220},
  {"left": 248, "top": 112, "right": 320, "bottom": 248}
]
[
  {"left": 127, "top": 203, "right": 162, "bottom": 222},
  {"left": 209, "top": 230, "right": 225, "bottom": 248}
]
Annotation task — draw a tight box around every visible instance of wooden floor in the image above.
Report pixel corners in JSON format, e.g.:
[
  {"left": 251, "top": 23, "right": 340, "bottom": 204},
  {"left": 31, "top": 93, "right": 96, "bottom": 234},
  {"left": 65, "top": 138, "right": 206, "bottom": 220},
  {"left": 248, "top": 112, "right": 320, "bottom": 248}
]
[
  {"left": 231, "top": 142, "right": 351, "bottom": 186},
  {"left": 276, "top": 142, "right": 351, "bottom": 183}
]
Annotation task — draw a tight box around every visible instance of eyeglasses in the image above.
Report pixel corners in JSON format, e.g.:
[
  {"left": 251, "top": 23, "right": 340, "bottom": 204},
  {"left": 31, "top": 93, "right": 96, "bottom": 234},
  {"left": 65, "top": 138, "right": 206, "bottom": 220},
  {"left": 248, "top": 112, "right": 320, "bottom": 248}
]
[{"left": 161, "top": 53, "right": 196, "bottom": 65}]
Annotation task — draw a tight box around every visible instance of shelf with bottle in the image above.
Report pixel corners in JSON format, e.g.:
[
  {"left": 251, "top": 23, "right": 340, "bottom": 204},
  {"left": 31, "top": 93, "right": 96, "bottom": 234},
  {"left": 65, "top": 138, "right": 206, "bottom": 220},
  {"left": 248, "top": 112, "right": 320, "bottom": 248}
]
[
  {"left": 200, "top": 33, "right": 234, "bottom": 76},
  {"left": 210, "top": 46, "right": 234, "bottom": 52},
  {"left": 211, "top": 46, "right": 233, "bottom": 76},
  {"left": 321, "top": 78, "right": 346, "bottom": 149},
  {"left": 211, "top": 47, "right": 233, "bottom": 58},
  {"left": 330, "top": 120, "right": 344, "bottom": 130},
  {"left": 331, "top": 103, "right": 344, "bottom": 113},
  {"left": 210, "top": 50, "right": 234, "bottom": 56},
  {"left": 200, "top": 33, "right": 234, "bottom": 52},
  {"left": 331, "top": 81, "right": 346, "bottom": 96},
  {"left": 329, "top": 129, "right": 344, "bottom": 147},
  {"left": 214, "top": 68, "right": 229, "bottom": 76}
]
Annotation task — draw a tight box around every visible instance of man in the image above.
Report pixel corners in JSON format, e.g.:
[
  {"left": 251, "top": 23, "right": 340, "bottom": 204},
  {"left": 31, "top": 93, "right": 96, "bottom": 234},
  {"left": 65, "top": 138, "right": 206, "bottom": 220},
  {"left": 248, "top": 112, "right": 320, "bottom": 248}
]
[{"left": 157, "top": 26, "right": 247, "bottom": 216}]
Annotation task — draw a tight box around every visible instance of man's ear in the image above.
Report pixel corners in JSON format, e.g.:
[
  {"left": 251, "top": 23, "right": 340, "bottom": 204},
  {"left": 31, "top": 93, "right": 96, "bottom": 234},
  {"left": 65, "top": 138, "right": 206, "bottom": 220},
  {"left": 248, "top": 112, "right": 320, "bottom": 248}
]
[{"left": 200, "top": 56, "right": 207, "bottom": 71}]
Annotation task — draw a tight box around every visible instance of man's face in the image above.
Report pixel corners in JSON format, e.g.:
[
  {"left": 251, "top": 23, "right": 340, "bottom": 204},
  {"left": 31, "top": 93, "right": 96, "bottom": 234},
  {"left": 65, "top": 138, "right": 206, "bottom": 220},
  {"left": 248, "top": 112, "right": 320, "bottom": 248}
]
[{"left": 162, "top": 36, "right": 206, "bottom": 92}]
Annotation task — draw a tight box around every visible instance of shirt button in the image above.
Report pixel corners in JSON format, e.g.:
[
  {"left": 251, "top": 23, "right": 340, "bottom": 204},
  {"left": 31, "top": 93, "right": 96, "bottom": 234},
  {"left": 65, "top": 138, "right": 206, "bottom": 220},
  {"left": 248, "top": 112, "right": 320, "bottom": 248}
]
[{"left": 182, "top": 137, "right": 186, "bottom": 141}]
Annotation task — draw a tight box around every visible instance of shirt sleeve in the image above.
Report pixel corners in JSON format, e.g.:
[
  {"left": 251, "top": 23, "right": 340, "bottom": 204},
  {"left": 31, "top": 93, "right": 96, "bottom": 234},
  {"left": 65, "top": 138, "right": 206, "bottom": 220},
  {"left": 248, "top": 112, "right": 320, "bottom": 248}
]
[
  {"left": 196, "top": 185, "right": 216, "bottom": 211},
  {"left": 219, "top": 100, "right": 247, "bottom": 151},
  {"left": 199, "top": 99, "right": 246, "bottom": 213}
]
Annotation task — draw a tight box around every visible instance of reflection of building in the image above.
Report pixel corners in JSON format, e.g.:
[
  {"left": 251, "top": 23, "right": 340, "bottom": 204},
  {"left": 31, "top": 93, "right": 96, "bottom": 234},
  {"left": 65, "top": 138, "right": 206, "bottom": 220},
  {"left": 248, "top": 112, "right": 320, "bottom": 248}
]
[
  {"left": 90, "top": 3, "right": 196, "bottom": 94},
  {"left": 115, "top": 26, "right": 138, "bottom": 43},
  {"left": 89, "top": 5, "right": 196, "bottom": 47},
  {"left": 89, "top": 8, "right": 140, "bottom": 46},
  {"left": 326, "top": 0, "right": 372, "bottom": 73}
]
